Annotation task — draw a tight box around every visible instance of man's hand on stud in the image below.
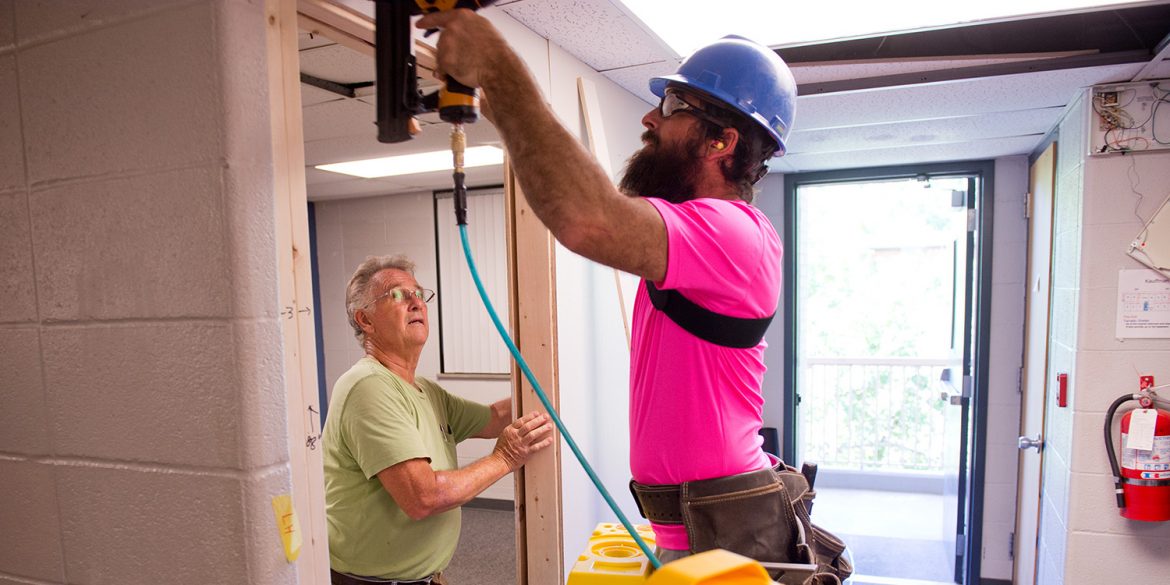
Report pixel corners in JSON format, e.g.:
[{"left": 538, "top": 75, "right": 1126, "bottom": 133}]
[{"left": 491, "top": 410, "right": 554, "bottom": 470}]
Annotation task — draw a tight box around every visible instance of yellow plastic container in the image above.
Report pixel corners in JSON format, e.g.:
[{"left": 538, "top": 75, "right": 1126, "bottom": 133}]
[
  {"left": 645, "top": 549, "right": 771, "bottom": 585},
  {"left": 566, "top": 523, "right": 657, "bottom": 585}
]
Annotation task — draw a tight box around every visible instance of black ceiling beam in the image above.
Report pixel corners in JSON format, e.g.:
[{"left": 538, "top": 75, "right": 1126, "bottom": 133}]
[
  {"left": 300, "top": 73, "right": 375, "bottom": 99},
  {"left": 777, "top": 3, "right": 1170, "bottom": 63}
]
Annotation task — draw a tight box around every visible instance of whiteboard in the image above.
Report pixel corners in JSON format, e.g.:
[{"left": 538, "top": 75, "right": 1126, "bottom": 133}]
[{"left": 1088, "top": 80, "right": 1170, "bottom": 156}]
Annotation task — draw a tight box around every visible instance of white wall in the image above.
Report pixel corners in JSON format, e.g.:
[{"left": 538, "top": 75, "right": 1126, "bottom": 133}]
[
  {"left": 0, "top": 1, "right": 295, "bottom": 583},
  {"left": 983, "top": 156, "right": 1029, "bottom": 580},
  {"left": 313, "top": 190, "right": 515, "bottom": 500},
  {"left": 1038, "top": 89, "right": 1170, "bottom": 585}
]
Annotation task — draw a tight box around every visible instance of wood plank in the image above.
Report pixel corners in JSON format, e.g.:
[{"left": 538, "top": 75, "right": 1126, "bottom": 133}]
[
  {"left": 267, "top": 0, "right": 329, "bottom": 582},
  {"left": 506, "top": 160, "right": 564, "bottom": 585},
  {"left": 296, "top": 0, "right": 436, "bottom": 70}
]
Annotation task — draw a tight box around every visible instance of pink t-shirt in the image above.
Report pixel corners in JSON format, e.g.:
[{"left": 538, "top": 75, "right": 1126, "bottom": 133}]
[{"left": 630, "top": 197, "right": 783, "bottom": 551}]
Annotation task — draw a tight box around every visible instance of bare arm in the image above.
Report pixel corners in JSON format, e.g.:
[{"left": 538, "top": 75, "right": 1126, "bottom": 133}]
[
  {"left": 376, "top": 410, "right": 553, "bottom": 520},
  {"left": 473, "top": 398, "right": 511, "bottom": 439},
  {"left": 417, "top": 10, "right": 668, "bottom": 281}
]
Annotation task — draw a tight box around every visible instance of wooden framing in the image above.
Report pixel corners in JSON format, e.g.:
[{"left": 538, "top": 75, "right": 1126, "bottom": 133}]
[
  {"left": 286, "top": 2, "right": 566, "bottom": 582},
  {"left": 506, "top": 162, "right": 564, "bottom": 584},
  {"left": 266, "top": 0, "right": 330, "bottom": 582}
]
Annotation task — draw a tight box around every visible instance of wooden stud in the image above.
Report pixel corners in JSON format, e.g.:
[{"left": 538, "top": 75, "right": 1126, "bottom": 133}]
[
  {"left": 267, "top": 0, "right": 329, "bottom": 582},
  {"left": 507, "top": 160, "right": 565, "bottom": 585}
]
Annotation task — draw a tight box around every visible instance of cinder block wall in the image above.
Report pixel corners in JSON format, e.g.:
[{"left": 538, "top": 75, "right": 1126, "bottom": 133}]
[
  {"left": 0, "top": 2, "right": 297, "bottom": 583},
  {"left": 1039, "top": 90, "right": 1170, "bottom": 585}
]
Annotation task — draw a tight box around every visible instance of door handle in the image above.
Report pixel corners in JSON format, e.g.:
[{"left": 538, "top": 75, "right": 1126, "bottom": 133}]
[
  {"left": 1018, "top": 435, "right": 1044, "bottom": 452},
  {"left": 939, "top": 392, "right": 967, "bottom": 406}
]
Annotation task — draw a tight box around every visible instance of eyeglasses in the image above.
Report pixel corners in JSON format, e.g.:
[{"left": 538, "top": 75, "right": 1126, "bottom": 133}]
[
  {"left": 659, "top": 90, "right": 728, "bottom": 128},
  {"left": 366, "top": 287, "right": 435, "bottom": 307}
]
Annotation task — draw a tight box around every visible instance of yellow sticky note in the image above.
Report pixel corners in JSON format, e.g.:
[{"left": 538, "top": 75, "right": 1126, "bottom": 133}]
[{"left": 271, "top": 494, "right": 303, "bottom": 562}]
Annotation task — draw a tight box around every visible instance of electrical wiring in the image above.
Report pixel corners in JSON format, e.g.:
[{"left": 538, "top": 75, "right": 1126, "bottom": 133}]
[
  {"left": 1092, "top": 82, "right": 1169, "bottom": 153},
  {"left": 1151, "top": 82, "right": 1170, "bottom": 145}
]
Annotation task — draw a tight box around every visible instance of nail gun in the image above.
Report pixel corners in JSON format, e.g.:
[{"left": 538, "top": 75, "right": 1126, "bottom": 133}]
[{"left": 373, "top": 0, "right": 497, "bottom": 143}]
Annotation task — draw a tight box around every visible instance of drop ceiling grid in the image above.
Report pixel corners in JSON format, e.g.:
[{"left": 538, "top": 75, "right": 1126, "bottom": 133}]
[
  {"left": 792, "top": 63, "right": 1144, "bottom": 130},
  {"left": 786, "top": 107, "right": 1065, "bottom": 154},
  {"left": 775, "top": 135, "right": 1043, "bottom": 173},
  {"left": 302, "top": 98, "right": 378, "bottom": 143}
]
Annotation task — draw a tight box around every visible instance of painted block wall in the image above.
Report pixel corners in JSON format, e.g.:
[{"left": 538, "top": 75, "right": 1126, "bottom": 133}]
[
  {"left": 312, "top": 191, "right": 515, "bottom": 501},
  {"left": 0, "top": 1, "right": 296, "bottom": 584},
  {"left": 1065, "top": 90, "right": 1170, "bottom": 584},
  {"left": 1038, "top": 89, "right": 1170, "bottom": 585}
]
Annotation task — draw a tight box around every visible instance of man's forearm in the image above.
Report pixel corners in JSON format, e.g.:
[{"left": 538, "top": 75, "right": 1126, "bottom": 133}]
[{"left": 422, "top": 453, "right": 512, "bottom": 518}]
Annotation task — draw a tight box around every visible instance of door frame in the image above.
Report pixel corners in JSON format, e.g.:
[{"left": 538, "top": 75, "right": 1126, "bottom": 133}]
[
  {"left": 781, "top": 160, "right": 996, "bottom": 584},
  {"left": 1013, "top": 139, "right": 1057, "bottom": 585},
  {"left": 280, "top": 2, "right": 564, "bottom": 583}
]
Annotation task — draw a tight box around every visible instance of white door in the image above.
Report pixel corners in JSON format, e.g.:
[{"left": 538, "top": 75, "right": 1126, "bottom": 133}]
[{"left": 1014, "top": 142, "right": 1056, "bottom": 584}]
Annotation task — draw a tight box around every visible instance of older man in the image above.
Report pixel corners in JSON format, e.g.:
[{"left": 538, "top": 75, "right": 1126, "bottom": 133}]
[{"left": 323, "top": 255, "right": 553, "bottom": 585}]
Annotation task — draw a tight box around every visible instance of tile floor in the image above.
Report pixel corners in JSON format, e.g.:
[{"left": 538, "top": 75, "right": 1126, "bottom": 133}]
[{"left": 814, "top": 488, "right": 956, "bottom": 585}]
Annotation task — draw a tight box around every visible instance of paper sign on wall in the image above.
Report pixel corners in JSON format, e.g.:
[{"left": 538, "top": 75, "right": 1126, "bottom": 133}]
[
  {"left": 1115, "top": 269, "right": 1170, "bottom": 339},
  {"left": 271, "top": 494, "right": 302, "bottom": 563}
]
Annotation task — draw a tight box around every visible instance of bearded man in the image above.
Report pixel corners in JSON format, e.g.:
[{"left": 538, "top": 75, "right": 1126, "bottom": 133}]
[{"left": 419, "top": 11, "right": 796, "bottom": 566}]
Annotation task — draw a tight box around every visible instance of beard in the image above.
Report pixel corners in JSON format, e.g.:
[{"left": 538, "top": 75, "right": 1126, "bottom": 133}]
[{"left": 618, "top": 130, "right": 705, "bottom": 204}]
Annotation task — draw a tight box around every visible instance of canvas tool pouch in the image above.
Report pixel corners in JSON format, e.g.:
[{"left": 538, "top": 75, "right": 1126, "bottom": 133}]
[{"left": 630, "top": 462, "right": 852, "bottom": 585}]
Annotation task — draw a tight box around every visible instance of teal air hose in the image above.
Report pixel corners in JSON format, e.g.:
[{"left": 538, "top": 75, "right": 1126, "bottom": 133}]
[{"left": 457, "top": 223, "right": 662, "bottom": 569}]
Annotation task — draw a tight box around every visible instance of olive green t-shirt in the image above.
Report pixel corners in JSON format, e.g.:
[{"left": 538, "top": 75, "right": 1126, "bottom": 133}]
[{"left": 323, "top": 357, "right": 491, "bottom": 579}]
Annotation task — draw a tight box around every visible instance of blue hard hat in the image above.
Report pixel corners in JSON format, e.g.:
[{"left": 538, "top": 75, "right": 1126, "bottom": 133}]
[{"left": 650, "top": 36, "right": 796, "bottom": 156}]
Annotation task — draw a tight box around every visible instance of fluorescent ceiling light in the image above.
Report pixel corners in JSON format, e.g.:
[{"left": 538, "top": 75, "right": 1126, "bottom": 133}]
[
  {"left": 617, "top": 0, "right": 1144, "bottom": 56},
  {"left": 316, "top": 146, "right": 504, "bottom": 179}
]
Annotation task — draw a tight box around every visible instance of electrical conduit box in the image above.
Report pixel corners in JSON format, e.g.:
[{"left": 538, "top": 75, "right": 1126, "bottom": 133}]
[
  {"left": 567, "top": 523, "right": 657, "bottom": 585},
  {"left": 1088, "top": 79, "right": 1170, "bottom": 155}
]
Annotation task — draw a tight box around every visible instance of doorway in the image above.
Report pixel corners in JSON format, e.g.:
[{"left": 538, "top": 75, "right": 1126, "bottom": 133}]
[{"left": 783, "top": 162, "right": 995, "bottom": 585}]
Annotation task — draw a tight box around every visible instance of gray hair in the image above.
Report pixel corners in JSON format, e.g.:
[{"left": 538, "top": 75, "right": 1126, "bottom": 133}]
[{"left": 345, "top": 255, "right": 416, "bottom": 347}]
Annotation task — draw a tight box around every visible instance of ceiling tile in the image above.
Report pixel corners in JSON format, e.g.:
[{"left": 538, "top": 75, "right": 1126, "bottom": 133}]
[
  {"left": 793, "top": 63, "right": 1143, "bottom": 131},
  {"left": 301, "top": 84, "right": 342, "bottom": 108},
  {"left": 787, "top": 107, "right": 1063, "bottom": 155},
  {"left": 779, "top": 135, "right": 1043, "bottom": 173},
  {"left": 300, "top": 43, "right": 376, "bottom": 84},
  {"left": 302, "top": 98, "right": 377, "bottom": 143},
  {"left": 501, "top": 0, "right": 674, "bottom": 70}
]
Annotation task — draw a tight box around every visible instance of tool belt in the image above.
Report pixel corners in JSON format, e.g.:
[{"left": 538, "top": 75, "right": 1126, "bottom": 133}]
[{"left": 630, "top": 461, "right": 851, "bottom": 585}]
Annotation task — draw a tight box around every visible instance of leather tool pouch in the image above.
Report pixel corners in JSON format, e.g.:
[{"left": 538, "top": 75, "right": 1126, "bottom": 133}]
[
  {"left": 631, "top": 461, "right": 853, "bottom": 585},
  {"left": 681, "top": 467, "right": 804, "bottom": 564}
]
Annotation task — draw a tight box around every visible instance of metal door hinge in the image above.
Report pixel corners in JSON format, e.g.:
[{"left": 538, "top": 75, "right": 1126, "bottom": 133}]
[
  {"left": 1009, "top": 531, "right": 1015, "bottom": 560},
  {"left": 1024, "top": 192, "right": 1032, "bottom": 219},
  {"left": 967, "top": 209, "right": 978, "bottom": 232},
  {"left": 956, "top": 534, "right": 967, "bottom": 556}
]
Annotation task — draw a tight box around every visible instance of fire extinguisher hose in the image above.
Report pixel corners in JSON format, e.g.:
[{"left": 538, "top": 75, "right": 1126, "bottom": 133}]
[{"left": 1105, "top": 393, "right": 1139, "bottom": 509}]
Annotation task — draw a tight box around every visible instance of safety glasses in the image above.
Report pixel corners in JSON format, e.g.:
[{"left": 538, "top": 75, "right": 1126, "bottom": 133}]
[{"left": 659, "top": 90, "right": 728, "bottom": 128}]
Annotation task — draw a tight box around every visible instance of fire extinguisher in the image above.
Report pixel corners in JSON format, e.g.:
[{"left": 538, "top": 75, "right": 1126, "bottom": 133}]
[{"left": 1104, "top": 389, "right": 1170, "bottom": 522}]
